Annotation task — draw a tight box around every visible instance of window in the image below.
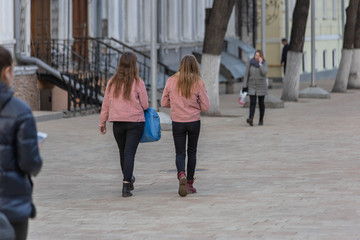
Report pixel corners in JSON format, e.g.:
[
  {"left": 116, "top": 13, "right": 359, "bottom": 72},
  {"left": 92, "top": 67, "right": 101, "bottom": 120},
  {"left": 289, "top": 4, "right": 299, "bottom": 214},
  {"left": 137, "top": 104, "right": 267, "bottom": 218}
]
[
  {"left": 332, "top": 49, "right": 337, "bottom": 68},
  {"left": 302, "top": 52, "right": 307, "bottom": 72},
  {"left": 323, "top": 50, "right": 328, "bottom": 69}
]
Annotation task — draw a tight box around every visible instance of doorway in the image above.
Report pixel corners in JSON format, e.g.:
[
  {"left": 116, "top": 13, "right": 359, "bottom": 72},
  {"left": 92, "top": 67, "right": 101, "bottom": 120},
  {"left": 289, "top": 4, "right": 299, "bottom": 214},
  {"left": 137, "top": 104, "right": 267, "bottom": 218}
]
[
  {"left": 72, "top": 0, "right": 88, "bottom": 63},
  {"left": 31, "top": 0, "right": 51, "bottom": 63}
]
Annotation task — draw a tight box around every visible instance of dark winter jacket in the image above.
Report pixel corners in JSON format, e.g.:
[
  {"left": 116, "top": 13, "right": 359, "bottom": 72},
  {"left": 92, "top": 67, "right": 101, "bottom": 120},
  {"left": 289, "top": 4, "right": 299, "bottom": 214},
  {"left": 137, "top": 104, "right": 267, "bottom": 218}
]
[
  {"left": 0, "top": 81, "right": 42, "bottom": 222},
  {"left": 281, "top": 44, "right": 289, "bottom": 64}
]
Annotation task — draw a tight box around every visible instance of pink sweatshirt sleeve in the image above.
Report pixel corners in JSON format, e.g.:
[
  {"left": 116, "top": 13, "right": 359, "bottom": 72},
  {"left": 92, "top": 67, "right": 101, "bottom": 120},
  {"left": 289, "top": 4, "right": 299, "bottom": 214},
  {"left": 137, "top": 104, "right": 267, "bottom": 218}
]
[
  {"left": 138, "top": 79, "right": 149, "bottom": 110},
  {"left": 161, "top": 80, "right": 171, "bottom": 108},
  {"left": 198, "top": 80, "right": 210, "bottom": 111},
  {"left": 99, "top": 82, "right": 111, "bottom": 127}
]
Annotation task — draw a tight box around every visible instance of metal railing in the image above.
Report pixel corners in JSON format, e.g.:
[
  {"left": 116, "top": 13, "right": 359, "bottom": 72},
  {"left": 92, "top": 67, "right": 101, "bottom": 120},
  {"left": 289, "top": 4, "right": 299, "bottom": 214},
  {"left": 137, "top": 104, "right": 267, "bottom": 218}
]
[{"left": 31, "top": 37, "right": 173, "bottom": 114}]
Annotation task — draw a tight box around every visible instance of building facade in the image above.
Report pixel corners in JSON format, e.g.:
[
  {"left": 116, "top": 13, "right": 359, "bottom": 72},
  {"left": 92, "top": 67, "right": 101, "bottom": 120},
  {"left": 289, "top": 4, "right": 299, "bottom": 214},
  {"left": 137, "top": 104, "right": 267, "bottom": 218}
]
[
  {"left": 259, "top": 0, "right": 346, "bottom": 81},
  {"left": 0, "top": 0, "right": 347, "bottom": 111}
]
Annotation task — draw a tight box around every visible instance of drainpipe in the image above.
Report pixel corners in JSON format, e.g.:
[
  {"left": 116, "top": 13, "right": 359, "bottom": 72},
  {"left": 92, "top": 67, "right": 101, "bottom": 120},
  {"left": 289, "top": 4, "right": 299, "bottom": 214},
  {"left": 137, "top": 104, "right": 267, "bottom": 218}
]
[{"left": 13, "top": 0, "right": 103, "bottom": 102}]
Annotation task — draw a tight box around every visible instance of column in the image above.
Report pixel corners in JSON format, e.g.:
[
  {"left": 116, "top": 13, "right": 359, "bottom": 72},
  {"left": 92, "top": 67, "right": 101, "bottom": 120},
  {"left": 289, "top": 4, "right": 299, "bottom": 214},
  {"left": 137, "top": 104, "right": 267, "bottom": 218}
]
[
  {"left": 23, "top": 0, "right": 32, "bottom": 55},
  {"left": 58, "top": 0, "right": 72, "bottom": 39},
  {"left": 0, "top": 0, "right": 15, "bottom": 53},
  {"left": 125, "top": 0, "right": 138, "bottom": 43},
  {"left": 108, "top": 0, "right": 121, "bottom": 39},
  {"left": 142, "top": 0, "right": 151, "bottom": 43},
  {"left": 182, "top": 0, "right": 193, "bottom": 41},
  {"left": 167, "top": 0, "right": 179, "bottom": 42}
]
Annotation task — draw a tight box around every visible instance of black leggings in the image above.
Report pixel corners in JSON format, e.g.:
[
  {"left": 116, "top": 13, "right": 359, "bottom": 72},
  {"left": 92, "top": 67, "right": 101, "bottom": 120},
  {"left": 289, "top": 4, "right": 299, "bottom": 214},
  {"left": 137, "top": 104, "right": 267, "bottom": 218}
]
[
  {"left": 11, "top": 219, "right": 28, "bottom": 240},
  {"left": 172, "top": 121, "right": 201, "bottom": 180},
  {"left": 249, "top": 95, "right": 265, "bottom": 120},
  {"left": 113, "top": 122, "right": 144, "bottom": 182}
]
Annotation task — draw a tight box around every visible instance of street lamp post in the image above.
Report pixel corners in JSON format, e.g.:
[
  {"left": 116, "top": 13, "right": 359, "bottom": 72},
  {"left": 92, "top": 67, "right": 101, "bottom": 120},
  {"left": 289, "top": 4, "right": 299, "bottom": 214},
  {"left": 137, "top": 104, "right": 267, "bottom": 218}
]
[
  {"left": 311, "top": 0, "right": 315, "bottom": 87},
  {"left": 151, "top": 0, "right": 157, "bottom": 109}
]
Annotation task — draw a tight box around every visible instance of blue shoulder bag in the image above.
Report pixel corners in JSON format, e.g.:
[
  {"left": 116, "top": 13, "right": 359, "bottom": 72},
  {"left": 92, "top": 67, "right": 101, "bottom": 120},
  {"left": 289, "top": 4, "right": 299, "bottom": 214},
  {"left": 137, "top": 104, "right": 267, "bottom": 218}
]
[{"left": 140, "top": 108, "right": 161, "bottom": 143}]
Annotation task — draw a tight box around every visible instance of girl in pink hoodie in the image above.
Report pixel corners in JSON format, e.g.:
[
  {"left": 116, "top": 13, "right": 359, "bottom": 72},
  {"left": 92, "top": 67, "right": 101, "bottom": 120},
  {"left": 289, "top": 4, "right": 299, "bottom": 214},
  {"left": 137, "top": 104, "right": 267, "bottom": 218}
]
[
  {"left": 161, "top": 55, "right": 210, "bottom": 197},
  {"left": 99, "top": 52, "right": 149, "bottom": 197}
]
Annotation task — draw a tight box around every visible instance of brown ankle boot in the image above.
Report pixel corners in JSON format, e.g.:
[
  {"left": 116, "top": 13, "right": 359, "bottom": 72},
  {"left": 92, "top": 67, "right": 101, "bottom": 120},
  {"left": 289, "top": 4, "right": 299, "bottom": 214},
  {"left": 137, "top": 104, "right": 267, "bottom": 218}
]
[
  {"left": 177, "top": 171, "right": 187, "bottom": 197},
  {"left": 186, "top": 180, "right": 197, "bottom": 194}
]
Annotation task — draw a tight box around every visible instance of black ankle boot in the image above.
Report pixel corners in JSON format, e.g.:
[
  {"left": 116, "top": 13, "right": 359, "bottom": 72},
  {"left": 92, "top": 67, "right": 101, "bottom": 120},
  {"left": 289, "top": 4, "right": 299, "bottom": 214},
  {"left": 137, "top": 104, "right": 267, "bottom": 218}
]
[
  {"left": 246, "top": 118, "right": 253, "bottom": 126},
  {"left": 129, "top": 175, "right": 135, "bottom": 191},
  {"left": 122, "top": 183, "right": 133, "bottom": 197},
  {"left": 259, "top": 119, "right": 263, "bottom": 126}
]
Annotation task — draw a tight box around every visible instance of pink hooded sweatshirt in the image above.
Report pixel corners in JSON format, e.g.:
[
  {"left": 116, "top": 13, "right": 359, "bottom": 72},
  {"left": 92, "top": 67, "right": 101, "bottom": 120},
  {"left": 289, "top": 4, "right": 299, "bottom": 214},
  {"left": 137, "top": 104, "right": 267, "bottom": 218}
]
[
  {"left": 161, "top": 75, "right": 210, "bottom": 122},
  {"left": 99, "top": 78, "right": 149, "bottom": 127}
]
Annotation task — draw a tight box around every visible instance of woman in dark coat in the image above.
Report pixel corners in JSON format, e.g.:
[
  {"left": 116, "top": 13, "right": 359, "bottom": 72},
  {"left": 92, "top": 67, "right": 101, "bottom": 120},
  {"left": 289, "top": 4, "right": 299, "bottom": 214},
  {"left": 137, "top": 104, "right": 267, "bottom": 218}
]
[
  {"left": 242, "top": 49, "right": 268, "bottom": 126},
  {"left": 0, "top": 46, "right": 42, "bottom": 240}
]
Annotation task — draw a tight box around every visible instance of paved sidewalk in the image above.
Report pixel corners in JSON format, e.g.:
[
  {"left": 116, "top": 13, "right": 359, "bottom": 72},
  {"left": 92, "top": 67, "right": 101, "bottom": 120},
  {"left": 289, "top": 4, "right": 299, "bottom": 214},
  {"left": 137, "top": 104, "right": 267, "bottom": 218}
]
[{"left": 30, "top": 80, "right": 360, "bottom": 240}]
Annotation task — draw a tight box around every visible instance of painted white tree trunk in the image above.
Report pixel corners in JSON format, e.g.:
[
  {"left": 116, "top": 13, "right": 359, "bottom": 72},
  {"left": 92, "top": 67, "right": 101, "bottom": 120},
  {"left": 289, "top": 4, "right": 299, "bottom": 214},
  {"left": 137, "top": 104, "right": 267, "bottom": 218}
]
[
  {"left": 200, "top": 53, "right": 221, "bottom": 116},
  {"left": 281, "top": 51, "right": 302, "bottom": 101},
  {"left": 348, "top": 49, "right": 360, "bottom": 89},
  {"left": 332, "top": 49, "right": 353, "bottom": 92}
]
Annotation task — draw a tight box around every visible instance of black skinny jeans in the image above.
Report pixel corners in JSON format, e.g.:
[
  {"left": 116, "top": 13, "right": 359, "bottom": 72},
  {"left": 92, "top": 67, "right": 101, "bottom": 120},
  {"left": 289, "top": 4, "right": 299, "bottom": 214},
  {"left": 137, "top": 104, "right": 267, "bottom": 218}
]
[
  {"left": 113, "top": 122, "right": 144, "bottom": 182},
  {"left": 249, "top": 95, "right": 265, "bottom": 120},
  {"left": 172, "top": 121, "right": 201, "bottom": 180}
]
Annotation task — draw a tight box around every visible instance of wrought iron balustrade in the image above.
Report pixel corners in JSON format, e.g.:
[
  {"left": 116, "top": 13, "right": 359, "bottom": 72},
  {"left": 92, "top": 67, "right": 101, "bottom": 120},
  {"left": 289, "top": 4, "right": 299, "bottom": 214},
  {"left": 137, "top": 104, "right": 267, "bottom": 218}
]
[{"left": 31, "top": 37, "right": 173, "bottom": 114}]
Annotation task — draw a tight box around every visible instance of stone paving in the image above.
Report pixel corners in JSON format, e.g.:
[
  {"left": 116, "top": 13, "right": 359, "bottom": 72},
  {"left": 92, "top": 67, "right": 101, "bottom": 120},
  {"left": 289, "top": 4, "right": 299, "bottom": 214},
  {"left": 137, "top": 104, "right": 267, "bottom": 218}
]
[{"left": 29, "top": 80, "right": 360, "bottom": 240}]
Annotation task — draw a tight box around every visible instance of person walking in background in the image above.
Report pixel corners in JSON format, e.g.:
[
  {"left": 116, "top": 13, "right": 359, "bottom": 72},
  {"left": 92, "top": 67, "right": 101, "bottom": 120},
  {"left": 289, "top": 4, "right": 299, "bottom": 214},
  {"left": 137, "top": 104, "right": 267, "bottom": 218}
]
[
  {"left": 242, "top": 49, "right": 268, "bottom": 126},
  {"left": 0, "top": 45, "right": 43, "bottom": 240},
  {"left": 161, "top": 55, "right": 210, "bottom": 197},
  {"left": 281, "top": 38, "right": 289, "bottom": 74},
  {"left": 99, "top": 52, "right": 149, "bottom": 197}
]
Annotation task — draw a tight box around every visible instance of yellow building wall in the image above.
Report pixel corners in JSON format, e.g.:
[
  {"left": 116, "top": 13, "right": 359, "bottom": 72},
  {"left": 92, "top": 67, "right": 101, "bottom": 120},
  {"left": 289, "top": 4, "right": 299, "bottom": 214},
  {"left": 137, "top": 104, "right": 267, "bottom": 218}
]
[{"left": 256, "top": 0, "right": 345, "bottom": 79}]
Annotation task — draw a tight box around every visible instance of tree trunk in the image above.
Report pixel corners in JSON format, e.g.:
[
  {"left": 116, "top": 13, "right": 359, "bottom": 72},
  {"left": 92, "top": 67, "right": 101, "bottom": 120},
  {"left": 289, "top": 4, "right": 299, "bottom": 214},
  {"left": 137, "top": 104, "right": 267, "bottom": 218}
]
[
  {"left": 348, "top": 2, "right": 360, "bottom": 89},
  {"left": 201, "top": 0, "right": 235, "bottom": 115},
  {"left": 348, "top": 49, "right": 360, "bottom": 88},
  {"left": 281, "top": 0, "right": 309, "bottom": 101},
  {"left": 200, "top": 54, "right": 221, "bottom": 115},
  {"left": 333, "top": 49, "right": 353, "bottom": 92},
  {"left": 332, "top": 0, "right": 359, "bottom": 92},
  {"left": 281, "top": 51, "right": 302, "bottom": 101},
  {"left": 354, "top": 1, "right": 360, "bottom": 49}
]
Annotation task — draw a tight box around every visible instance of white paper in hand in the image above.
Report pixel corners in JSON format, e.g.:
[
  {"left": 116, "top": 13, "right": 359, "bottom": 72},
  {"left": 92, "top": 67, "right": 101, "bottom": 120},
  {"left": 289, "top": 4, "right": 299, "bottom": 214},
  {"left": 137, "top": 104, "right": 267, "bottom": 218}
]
[{"left": 37, "top": 132, "right": 48, "bottom": 144}]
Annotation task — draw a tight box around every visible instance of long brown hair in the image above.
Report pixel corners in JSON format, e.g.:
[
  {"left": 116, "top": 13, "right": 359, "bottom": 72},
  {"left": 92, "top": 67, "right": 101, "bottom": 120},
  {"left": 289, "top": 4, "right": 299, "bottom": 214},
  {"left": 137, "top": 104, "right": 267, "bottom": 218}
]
[
  {"left": 253, "top": 49, "right": 266, "bottom": 62},
  {"left": 0, "top": 46, "right": 13, "bottom": 87},
  {"left": 177, "top": 55, "right": 201, "bottom": 99},
  {"left": 108, "top": 52, "right": 139, "bottom": 100}
]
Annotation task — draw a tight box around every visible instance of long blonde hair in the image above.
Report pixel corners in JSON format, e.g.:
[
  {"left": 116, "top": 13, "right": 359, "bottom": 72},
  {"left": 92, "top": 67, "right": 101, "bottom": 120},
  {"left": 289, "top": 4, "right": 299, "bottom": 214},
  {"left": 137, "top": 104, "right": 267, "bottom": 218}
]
[
  {"left": 108, "top": 52, "right": 139, "bottom": 100},
  {"left": 177, "top": 55, "right": 201, "bottom": 99}
]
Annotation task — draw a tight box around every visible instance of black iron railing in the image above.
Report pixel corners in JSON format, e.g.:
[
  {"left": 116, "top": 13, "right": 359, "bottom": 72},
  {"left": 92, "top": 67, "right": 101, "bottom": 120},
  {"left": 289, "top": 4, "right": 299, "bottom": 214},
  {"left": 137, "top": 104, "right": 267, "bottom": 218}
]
[{"left": 31, "top": 37, "right": 173, "bottom": 114}]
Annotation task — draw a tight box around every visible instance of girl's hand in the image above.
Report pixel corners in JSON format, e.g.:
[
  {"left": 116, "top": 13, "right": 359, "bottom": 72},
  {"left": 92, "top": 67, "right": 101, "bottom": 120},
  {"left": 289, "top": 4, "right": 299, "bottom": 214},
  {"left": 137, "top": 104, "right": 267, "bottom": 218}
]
[
  {"left": 259, "top": 58, "right": 263, "bottom": 65},
  {"left": 100, "top": 126, "right": 107, "bottom": 135}
]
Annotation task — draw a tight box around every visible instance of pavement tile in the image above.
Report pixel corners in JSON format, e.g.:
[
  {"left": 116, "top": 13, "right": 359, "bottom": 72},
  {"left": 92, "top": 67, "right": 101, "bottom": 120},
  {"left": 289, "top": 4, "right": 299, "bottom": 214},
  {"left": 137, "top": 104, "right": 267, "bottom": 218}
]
[{"left": 28, "top": 79, "right": 360, "bottom": 240}]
